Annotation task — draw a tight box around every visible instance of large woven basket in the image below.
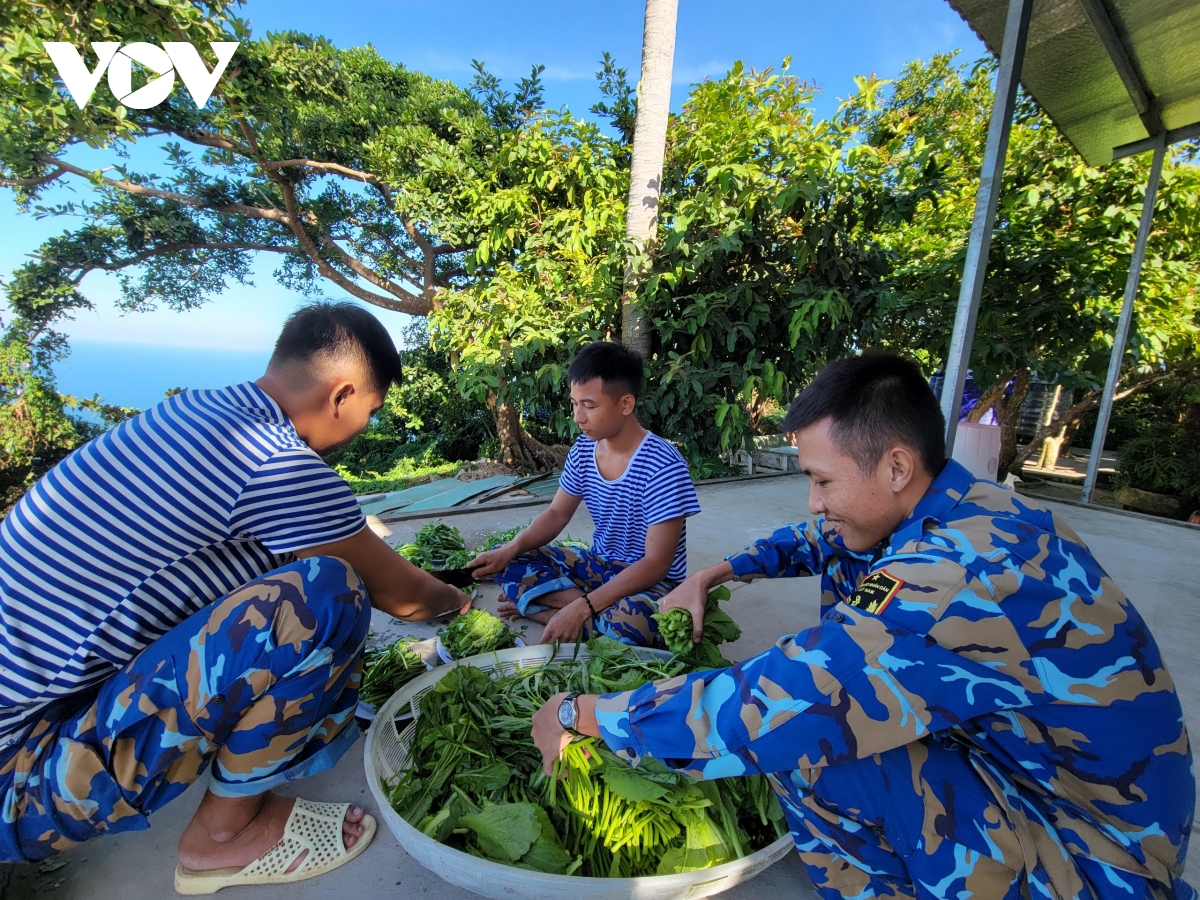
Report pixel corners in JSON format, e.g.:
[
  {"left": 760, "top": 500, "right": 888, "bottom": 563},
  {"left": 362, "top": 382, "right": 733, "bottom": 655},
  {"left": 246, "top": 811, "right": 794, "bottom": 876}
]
[{"left": 364, "top": 642, "right": 793, "bottom": 900}]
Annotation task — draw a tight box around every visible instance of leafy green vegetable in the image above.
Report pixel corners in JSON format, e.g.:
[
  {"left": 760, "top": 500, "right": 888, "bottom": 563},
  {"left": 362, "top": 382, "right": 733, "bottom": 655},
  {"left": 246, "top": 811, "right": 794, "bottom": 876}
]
[
  {"left": 477, "top": 524, "right": 525, "bottom": 551},
  {"left": 458, "top": 802, "right": 542, "bottom": 863},
  {"left": 398, "top": 521, "right": 471, "bottom": 571},
  {"left": 387, "top": 637, "right": 785, "bottom": 878},
  {"left": 552, "top": 534, "right": 590, "bottom": 551},
  {"left": 520, "top": 806, "right": 576, "bottom": 873},
  {"left": 438, "top": 609, "right": 519, "bottom": 659},
  {"left": 601, "top": 761, "right": 672, "bottom": 802},
  {"left": 653, "top": 586, "right": 741, "bottom": 669},
  {"left": 359, "top": 637, "right": 426, "bottom": 709}
]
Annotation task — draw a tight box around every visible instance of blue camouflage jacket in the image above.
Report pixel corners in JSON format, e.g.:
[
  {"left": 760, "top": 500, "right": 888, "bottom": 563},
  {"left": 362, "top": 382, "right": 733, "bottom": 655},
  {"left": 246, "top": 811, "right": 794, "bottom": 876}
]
[{"left": 595, "top": 460, "right": 1195, "bottom": 897}]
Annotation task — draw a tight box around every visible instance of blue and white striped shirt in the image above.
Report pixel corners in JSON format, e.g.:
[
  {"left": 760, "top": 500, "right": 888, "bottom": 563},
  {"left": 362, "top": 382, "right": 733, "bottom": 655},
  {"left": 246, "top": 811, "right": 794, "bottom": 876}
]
[
  {"left": 559, "top": 433, "right": 700, "bottom": 581},
  {"left": 0, "top": 382, "right": 366, "bottom": 748}
]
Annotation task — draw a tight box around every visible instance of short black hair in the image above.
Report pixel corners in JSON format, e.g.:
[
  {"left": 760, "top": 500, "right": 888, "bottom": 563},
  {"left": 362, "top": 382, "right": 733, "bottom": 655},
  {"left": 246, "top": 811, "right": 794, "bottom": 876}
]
[
  {"left": 567, "top": 341, "right": 644, "bottom": 400},
  {"left": 270, "top": 301, "right": 401, "bottom": 395},
  {"left": 782, "top": 353, "right": 946, "bottom": 476}
]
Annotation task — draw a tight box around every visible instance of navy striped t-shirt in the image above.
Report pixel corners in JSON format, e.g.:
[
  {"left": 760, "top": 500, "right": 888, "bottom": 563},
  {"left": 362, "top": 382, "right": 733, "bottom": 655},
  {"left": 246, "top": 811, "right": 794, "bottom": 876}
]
[
  {"left": 0, "top": 382, "right": 366, "bottom": 748},
  {"left": 559, "top": 433, "right": 700, "bottom": 581}
]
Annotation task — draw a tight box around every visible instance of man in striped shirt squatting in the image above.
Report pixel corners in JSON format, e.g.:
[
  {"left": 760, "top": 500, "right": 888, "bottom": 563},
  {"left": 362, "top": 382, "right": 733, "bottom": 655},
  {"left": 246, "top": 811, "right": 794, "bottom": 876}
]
[
  {"left": 471, "top": 341, "right": 701, "bottom": 648},
  {"left": 530, "top": 354, "right": 1195, "bottom": 900},
  {"left": 0, "top": 302, "right": 473, "bottom": 893}
]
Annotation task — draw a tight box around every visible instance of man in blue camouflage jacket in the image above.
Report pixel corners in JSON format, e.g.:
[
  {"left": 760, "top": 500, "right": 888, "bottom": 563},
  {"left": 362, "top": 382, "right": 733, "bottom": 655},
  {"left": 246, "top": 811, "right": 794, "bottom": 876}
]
[{"left": 532, "top": 354, "right": 1195, "bottom": 899}]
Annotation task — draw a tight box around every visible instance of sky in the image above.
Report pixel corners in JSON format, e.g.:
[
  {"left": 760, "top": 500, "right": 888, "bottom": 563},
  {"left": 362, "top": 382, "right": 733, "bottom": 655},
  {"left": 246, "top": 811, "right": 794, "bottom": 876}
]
[{"left": 0, "top": 0, "right": 986, "bottom": 356}]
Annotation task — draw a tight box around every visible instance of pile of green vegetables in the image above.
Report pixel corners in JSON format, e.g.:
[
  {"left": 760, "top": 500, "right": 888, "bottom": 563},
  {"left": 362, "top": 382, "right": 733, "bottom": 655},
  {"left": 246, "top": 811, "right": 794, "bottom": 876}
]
[
  {"left": 439, "top": 609, "right": 519, "bottom": 659},
  {"left": 477, "top": 524, "right": 589, "bottom": 554},
  {"left": 653, "top": 587, "right": 742, "bottom": 669},
  {"left": 403, "top": 521, "right": 593, "bottom": 572},
  {"left": 399, "top": 522, "right": 474, "bottom": 571},
  {"left": 360, "top": 637, "right": 427, "bottom": 709},
  {"left": 388, "top": 638, "right": 785, "bottom": 877}
]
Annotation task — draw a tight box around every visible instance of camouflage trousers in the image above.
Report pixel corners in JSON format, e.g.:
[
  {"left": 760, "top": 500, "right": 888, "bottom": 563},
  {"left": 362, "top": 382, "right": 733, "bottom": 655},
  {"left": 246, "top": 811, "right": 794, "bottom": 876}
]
[
  {"left": 0, "top": 556, "right": 369, "bottom": 862},
  {"left": 495, "top": 546, "right": 676, "bottom": 647},
  {"left": 777, "top": 735, "right": 1183, "bottom": 900}
]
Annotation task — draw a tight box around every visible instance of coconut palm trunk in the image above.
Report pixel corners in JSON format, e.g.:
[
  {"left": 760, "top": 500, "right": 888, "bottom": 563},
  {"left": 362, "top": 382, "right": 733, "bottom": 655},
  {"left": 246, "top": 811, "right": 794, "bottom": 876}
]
[{"left": 620, "top": 0, "right": 678, "bottom": 358}]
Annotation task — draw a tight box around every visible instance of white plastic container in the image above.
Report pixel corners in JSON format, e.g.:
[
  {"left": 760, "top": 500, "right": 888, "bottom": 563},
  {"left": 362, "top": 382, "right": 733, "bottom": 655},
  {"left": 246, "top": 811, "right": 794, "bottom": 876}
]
[
  {"left": 435, "top": 634, "right": 526, "bottom": 665},
  {"left": 364, "top": 643, "right": 794, "bottom": 900},
  {"left": 952, "top": 421, "right": 1001, "bottom": 481}
]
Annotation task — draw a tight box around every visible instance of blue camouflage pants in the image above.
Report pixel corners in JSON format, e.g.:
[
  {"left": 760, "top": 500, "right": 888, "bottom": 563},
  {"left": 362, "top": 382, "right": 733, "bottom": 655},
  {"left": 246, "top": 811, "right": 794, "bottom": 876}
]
[
  {"left": 778, "top": 734, "right": 1185, "bottom": 900},
  {"left": 495, "top": 546, "right": 675, "bottom": 647},
  {"left": 0, "top": 556, "right": 369, "bottom": 862},
  {"left": 779, "top": 736, "right": 1023, "bottom": 899}
]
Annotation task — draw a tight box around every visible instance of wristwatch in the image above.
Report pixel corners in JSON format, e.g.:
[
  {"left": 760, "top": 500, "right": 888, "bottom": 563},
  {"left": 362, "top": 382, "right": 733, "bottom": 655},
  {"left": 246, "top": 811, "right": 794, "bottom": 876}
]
[{"left": 557, "top": 692, "right": 582, "bottom": 734}]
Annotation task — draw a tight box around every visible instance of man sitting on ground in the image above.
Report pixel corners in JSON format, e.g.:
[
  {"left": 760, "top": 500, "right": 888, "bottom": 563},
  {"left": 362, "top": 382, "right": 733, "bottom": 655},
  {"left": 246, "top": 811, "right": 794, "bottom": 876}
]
[
  {"left": 471, "top": 341, "right": 700, "bottom": 646},
  {"left": 0, "top": 302, "right": 471, "bottom": 893},
  {"left": 531, "top": 353, "right": 1195, "bottom": 900}
]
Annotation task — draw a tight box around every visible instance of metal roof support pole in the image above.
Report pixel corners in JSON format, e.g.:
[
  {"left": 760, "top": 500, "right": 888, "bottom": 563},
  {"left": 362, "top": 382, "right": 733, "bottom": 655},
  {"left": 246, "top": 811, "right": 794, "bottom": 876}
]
[
  {"left": 940, "top": 0, "right": 1033, "bottom": 457},
  {"left": 1080, "top": 133, "right": 1167, "bottom": 504}
]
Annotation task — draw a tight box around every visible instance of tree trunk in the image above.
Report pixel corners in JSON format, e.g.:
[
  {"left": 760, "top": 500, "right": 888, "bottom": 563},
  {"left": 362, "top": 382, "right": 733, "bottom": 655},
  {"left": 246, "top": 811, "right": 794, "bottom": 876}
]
[
  {"left": 966, "top": 371, "right": 1013, "bottom": 423},
  {"left": 620, "top": 0, "right": 678, "bottom": 359},
  {"left": 1011, "top": 370, "right": 1173, "bottom": 471},
  {"left": 994, "top": 369, "right": 1031, "bottom": 481},
  {"left": 489, "top": 394, "right": 567, "bottom": 472},
  {"left": 1058, "top": 416, "right": 1084, "bottom": 458}
]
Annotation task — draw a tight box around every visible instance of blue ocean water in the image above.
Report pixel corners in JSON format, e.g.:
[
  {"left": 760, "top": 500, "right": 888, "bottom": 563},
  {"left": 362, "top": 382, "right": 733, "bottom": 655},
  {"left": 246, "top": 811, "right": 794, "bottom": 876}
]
[{"left": 53, "top": 341, "right": 271, "bottom": 411}]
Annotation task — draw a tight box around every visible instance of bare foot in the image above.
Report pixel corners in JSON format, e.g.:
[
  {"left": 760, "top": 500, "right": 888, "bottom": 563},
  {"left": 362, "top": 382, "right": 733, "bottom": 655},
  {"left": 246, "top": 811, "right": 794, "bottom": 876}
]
[
  {"left": 497, "top": 601, "right": 522, "bottom": 621},
  {"left": 178, "top": 791, "right": 365, "bottom": 873}
]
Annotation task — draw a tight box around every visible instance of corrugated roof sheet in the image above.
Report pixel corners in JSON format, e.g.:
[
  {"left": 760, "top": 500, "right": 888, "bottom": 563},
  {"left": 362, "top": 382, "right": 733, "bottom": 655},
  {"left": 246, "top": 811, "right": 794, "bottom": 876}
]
[{"left": 947, "top": 0, "right": 1200, "bottom": 165}]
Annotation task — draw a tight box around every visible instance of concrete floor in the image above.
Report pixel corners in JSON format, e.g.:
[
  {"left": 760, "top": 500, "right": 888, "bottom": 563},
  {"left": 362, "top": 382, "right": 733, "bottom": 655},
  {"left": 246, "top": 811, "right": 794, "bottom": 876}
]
[{"left": 10, "top": 473, "right": 1200, "bottom": 899}]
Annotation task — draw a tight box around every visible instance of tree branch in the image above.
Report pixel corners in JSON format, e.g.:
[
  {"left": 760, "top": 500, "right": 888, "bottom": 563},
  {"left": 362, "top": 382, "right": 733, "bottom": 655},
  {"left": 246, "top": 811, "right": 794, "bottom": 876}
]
[
  {"left": 34, "top": 153, "right": 293, "bottom": 224},
  {"left": 173, "top": 127, "right": 253, "bottom": 155},
  {"left": 269, "top": 175, "right": 431, "bottom": 315},
  {"left": 1014, "top": 372, "right": 1173, "bottom": 468},
  {"left": 320, "top": 234, "right": 432, "bottom": 311},
  {"left": 260, "top": 158, "right": 383, "bottom": 185},
  {"left": 0, "top": 166, "right": 67, "bottom": 189},
  {"left": 35, "top": 240, "right": 304, "bottom": 273}
]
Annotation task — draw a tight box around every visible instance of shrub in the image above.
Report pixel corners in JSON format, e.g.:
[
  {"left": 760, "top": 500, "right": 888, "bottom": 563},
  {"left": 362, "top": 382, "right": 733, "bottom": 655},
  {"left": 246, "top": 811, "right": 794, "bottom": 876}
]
[{"left": 1113, "top": 379, "right": 1200, "bottom": 510}]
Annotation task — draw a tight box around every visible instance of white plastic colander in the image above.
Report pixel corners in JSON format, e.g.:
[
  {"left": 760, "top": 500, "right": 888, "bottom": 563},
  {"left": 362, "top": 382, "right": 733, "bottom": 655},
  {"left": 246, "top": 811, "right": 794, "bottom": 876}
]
[{"left": 363, "top": 642, "right": 793, "bottom": 900}]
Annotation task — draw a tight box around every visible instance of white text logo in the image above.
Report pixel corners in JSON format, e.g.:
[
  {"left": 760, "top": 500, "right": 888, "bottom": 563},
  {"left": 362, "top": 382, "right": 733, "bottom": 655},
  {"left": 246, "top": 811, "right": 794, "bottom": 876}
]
[{"left": 43, "top": 42, "right": 239, "bottom": 110}]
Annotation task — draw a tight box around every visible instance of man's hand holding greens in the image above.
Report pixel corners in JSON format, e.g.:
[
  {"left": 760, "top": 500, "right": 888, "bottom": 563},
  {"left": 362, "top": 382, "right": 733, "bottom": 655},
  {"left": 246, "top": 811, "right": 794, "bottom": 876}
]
[{"left": 658, "top": 560, "right": 734, "bottom": 644}]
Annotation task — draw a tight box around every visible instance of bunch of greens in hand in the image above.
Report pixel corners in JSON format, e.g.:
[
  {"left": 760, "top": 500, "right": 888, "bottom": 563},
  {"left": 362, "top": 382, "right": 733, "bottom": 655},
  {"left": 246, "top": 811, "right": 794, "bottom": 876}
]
[
  {"left": 360, "top": 637, "right": 426, "bottom": 709},
  {"left": 398, "top": 522, "right": 474, "bottom": 571},
  {"left": 476, "top": 524, "right": 588, "bottom": 554},
  {"left": 439, "top": 609, "right": 519, "bottom": 659},
  {"left": 388, "top": 637, "right": 785, "bottom": 877},
  {"left": 653, "top": 586, "right": 741, "bottom": 669}
]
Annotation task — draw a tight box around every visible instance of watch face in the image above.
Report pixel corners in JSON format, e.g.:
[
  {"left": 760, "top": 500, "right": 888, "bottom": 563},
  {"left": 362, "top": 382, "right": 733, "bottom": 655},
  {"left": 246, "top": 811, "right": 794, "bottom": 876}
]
[{"left": 557, "top": 697, "right": 576, "bottom": 730}]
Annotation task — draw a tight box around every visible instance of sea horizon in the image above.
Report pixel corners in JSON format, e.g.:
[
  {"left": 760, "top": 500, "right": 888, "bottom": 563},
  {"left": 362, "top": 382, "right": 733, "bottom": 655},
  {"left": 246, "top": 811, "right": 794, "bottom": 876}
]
[{"left": 52, "top": 340, "right": 272, "bottom": 412}]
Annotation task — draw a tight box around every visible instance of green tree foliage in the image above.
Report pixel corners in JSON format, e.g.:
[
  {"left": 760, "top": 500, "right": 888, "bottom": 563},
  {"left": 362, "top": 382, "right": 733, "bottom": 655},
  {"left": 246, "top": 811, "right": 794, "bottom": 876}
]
[
  {"left": 861, "top": 54, "right": 1200, "bottom": 476},
  {"left": 326, "top": 321, "right": 493, "bottom": 492},
  {"left": 0, "top": 331, "right": 135, "bottom": 512},
  {"left": 641, "top": 63, "right": 938, "bottom": 455},
  {"left": 6, "top": 2, "right": 1199, "bottom": 491},
  {"left": 431, "top": 62, "right": 941, "bottom": 462},
  {"left": 1111, "top": 370, "right": 1200, "bottom": 510}
]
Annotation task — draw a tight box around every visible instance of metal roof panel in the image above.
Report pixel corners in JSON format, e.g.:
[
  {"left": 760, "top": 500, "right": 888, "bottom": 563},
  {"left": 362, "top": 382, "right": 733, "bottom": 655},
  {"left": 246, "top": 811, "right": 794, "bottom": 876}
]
[{"left": 947, "top": 0, "right": 1200, "bottom": 165}]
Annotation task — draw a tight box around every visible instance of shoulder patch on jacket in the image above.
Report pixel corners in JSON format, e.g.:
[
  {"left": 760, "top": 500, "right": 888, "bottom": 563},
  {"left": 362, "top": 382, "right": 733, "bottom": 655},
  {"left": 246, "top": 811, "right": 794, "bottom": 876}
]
[{"left": 848, "top": 570, "right": 903, "bottom": 615}]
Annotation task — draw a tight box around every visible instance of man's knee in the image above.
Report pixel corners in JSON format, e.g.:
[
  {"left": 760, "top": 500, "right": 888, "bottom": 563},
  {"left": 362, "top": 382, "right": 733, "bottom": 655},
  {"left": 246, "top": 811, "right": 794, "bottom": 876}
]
[{"left": 268, "top": 555, "right": 370, "bottom": 649}]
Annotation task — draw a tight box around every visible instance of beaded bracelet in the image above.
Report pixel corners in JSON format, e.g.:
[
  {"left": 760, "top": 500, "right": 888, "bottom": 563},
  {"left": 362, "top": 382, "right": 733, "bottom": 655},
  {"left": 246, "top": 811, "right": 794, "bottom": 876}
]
[{"left": 581, "top": 592, "right": 599, "bottom": 620}]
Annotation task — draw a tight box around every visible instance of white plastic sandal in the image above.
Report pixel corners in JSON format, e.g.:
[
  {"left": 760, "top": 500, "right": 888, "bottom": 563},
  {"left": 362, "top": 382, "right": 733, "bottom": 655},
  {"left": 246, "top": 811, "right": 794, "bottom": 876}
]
[{"left": 173, "top": 798, "right": 377, "bottom": 895}]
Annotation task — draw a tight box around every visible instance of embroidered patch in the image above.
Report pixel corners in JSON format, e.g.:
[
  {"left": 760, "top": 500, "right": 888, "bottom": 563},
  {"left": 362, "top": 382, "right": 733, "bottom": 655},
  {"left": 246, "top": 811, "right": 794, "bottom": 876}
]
[{"left": 848, "top": 570, "right": 903, "bottom": 616}]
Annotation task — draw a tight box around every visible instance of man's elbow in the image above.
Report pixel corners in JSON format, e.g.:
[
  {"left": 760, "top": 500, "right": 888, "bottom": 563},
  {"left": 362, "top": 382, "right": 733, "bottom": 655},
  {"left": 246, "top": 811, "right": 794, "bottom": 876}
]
[
  {"left": 375, "top": 593, "right": 424, "bottom": 621},
  {"left": 649, "top": 556, "right": 674, "bottom": 585}
]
